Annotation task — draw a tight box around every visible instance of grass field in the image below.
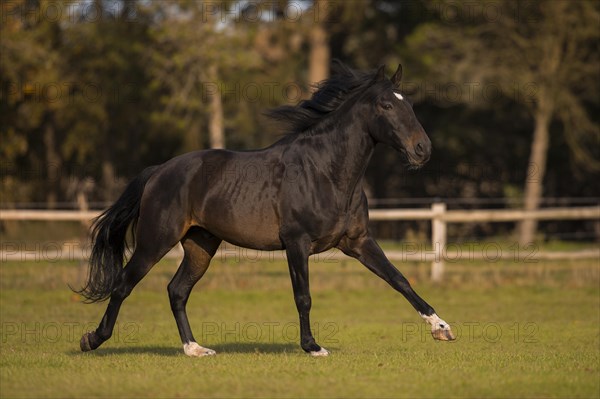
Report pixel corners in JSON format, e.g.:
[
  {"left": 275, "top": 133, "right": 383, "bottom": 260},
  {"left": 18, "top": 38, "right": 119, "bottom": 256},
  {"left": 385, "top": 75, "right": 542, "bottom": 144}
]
[{"left": 1, "top": 254, "right": 599, "bottom": 398}]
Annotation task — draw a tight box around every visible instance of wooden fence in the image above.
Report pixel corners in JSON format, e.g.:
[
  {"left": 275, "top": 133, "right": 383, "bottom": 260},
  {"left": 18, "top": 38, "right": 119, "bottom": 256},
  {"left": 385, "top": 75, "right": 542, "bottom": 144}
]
[
  {"left": 371, "top": 204, "right": 599, "bottom": 280},
  {"left": 1, "top": 205, "right": 599, "bottom": 281}
]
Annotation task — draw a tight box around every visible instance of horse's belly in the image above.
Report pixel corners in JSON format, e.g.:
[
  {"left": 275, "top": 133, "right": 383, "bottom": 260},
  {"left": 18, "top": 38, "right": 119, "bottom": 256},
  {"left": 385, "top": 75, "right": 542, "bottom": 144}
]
[
  {"left": 196, "top": 199, "right": 282, "bottom": 251},
  {"left": 217, "top": 213, "right": 283, "bottom": 250}
]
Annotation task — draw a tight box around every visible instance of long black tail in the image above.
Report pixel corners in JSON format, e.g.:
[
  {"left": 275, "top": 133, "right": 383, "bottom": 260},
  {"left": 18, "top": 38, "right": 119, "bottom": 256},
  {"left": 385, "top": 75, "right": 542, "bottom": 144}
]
[{"left": 76, "top": 165, "right": 159, "bottom": 303}]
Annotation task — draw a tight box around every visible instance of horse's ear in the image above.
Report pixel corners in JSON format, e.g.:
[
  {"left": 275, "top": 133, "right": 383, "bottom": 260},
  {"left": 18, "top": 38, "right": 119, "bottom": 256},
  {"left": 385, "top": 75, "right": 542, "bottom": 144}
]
[
  {"left": 373, "top": 65, "right": 386, "bottom": 82},
  {"left": 391, "top": 64, "right": 403, "bottom": 87}
]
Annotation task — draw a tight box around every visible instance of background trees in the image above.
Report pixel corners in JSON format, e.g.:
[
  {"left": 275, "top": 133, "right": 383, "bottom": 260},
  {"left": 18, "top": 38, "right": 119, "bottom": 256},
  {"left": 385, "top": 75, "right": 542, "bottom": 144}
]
[
  {"left": 403, "top": 0, "right": 600, "bottom": 244},
  {"left": 1, "top": 0, "right": 598, "bottom": 243}
]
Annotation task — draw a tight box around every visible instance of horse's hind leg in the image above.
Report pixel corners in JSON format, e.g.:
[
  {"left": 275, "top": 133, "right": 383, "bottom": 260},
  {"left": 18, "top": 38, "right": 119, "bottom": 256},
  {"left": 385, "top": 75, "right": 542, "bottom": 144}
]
[
  {"left": 167, "top": 228, "right": 221, "bottom": 357},
  {"left": 81, "top": 223, "right": 183, "bottom": 351}
]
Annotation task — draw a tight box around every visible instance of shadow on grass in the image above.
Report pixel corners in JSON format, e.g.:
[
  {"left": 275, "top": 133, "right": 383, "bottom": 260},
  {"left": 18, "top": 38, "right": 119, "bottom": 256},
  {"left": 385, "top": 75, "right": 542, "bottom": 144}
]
[
  {"left": 67, "top": 343, "right": 301, "bottom": 356},
  {"left": 68, "top": 345, "right": 181, "bottom": 357},
  {"left": 211, "top": 342, "right": 298, "bottom": 354}
]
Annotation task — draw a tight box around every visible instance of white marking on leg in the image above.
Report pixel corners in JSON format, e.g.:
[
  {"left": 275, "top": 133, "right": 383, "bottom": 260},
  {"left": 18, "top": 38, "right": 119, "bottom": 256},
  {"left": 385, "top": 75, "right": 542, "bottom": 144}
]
[
  {"left": 183, "top": 342, "right": 216, "bottom": 357},
  {"left": 310, "top": 347, "right": 330, "bottom": 357},
  {"left": 394, "top": 92, "right": 404, "bottom": 101},
  {"left": 419, "top": 312, "right": 450, "bottom": 332}
]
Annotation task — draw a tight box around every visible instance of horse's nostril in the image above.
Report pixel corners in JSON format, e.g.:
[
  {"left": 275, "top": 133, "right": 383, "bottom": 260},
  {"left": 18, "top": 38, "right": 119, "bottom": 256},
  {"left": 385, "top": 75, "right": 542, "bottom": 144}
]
[{"left": 415, "top": 142, "right": 424, "bottom": 156}]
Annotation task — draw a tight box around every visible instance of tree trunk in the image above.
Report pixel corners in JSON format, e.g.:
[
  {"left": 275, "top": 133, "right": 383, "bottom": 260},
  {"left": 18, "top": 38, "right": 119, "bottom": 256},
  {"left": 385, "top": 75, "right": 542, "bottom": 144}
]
[
  {"left": 101, "top": 159, "right": 116, "bottom": 201},
  {"left": 208, "top": 64, "right": 225, "bottom": 149},
  {"left": 518, "top": 99, "right": 553, "bottom": 246},
  {"left": 43, "top": 120, "right": 60, "bottom": 209},
  {"left": 308, "top": 1, "right": 330, "bottom": 87}
]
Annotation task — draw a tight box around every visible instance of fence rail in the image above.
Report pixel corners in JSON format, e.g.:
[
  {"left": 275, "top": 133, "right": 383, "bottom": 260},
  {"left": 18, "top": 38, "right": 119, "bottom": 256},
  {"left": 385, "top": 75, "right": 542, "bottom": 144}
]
[
  {"left": 1, "top": 205, "right": 599, "bottom": 281},
  {"left": 368, "top": 206, "right": 600, "bottom": 222},
  {"left": 0, "top": 210, "right": 100, "bottom": 221},
  {"left": 4, "top": 206, "right": 598, "bottom": 222}
]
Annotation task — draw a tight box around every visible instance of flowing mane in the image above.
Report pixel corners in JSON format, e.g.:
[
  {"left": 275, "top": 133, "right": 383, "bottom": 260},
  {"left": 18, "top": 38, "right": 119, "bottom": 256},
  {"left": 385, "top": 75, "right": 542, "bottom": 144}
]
[{"left": 267, "top": 60, "right": 385, "bottom": 134}]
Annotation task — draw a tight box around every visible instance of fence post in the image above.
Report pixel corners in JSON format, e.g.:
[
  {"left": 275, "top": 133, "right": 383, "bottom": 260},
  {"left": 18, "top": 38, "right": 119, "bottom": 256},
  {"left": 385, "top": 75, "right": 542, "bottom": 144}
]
[{"left": 431, "top": 202, "right": 447, "bottom": 282}]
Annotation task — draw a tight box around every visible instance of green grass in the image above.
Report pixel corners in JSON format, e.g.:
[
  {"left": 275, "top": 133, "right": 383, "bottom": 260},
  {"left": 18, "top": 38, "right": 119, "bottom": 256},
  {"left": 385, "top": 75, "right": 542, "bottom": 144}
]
[{"left": 1, "top": 257, "right": 599, "bottom": 398}]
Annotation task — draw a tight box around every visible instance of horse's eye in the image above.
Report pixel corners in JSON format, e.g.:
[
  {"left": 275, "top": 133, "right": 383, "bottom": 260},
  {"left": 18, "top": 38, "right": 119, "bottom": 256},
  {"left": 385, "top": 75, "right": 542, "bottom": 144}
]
[{"left": 382, "top": 103, "right": 393, "bottom": 110}]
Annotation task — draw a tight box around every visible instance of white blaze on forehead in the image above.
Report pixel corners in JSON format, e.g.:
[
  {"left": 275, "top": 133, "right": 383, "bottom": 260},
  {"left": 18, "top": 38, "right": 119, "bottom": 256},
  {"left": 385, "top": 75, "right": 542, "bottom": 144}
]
[{"left": 394, "top": 92, "right": 404, "bottom": 101}]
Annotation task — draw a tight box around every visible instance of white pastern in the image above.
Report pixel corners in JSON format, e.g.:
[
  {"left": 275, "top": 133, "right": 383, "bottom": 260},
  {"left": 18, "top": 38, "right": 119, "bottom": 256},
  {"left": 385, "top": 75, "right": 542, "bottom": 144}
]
[
  {"left": 394, "top": 92, "right": 404, "bottom": 101},
  {"left": 310, "top": 347, "right": 330, "bottom": 357},
  {"left": 183, "top": 342, "right": 216, "bottom": 357},
  {"left": 419, "top": 312, "right": 450, "bottom": 332}
]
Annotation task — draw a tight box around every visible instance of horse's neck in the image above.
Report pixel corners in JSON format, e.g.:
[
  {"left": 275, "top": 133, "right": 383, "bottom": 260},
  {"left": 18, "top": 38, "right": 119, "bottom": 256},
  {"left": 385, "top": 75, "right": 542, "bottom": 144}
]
[{"left": 305, "top": 114, "right": 375, "bottom": 193}]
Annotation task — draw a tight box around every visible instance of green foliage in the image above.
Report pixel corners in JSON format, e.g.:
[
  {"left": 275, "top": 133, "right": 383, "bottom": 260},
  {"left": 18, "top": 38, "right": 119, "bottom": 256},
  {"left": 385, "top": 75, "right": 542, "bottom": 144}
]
[
  {"left": 404, "top": 0, "right": 600, "bottom": 169},
  {"left": 1, "top": 1, "right": 598, "bottom": 238}
]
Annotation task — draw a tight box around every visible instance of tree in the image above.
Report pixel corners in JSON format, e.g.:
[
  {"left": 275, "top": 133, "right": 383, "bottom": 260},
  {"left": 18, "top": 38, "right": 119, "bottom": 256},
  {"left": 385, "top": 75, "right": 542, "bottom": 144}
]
[
  {"left": 60, "top": 0, "right": 156, "bottom": 199},
  {"left": 308, "top": 0, "right": 331, "bottom": 85},
  {"left": 148, "top": 1, "right": 260, "bottom": 150},
  {"left": 405, "top": 0, "right": 600, "bottom": 244},
  {"left": 1, "top": 0, "right": 70, "bottom": 206}
]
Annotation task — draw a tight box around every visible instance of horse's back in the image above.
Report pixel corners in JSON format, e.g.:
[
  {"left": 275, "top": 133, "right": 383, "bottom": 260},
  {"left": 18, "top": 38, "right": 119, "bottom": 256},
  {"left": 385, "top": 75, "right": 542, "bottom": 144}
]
[{"left": 146, "top": 148, "right": 285, "bottom": 250}]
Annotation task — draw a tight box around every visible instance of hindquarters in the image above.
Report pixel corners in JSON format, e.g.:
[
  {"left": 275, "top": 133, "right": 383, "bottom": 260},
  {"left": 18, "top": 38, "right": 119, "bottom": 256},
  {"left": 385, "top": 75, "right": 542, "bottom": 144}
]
[
  {"left": 76, "top": 165, "right": 160, "bottom": 302},
  {"left": 79, "top": 158, "right": 201, "bottom": 351}
]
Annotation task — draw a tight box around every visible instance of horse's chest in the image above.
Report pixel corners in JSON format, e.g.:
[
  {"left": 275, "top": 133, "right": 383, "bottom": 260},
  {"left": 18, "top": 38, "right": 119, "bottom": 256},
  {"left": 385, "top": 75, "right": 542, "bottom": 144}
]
[
  {"left": 305, "top": 211, "right": 352, "bottom": 253},
  {"left": 280, "top": 174, "right": 358, "bottom": 250}
]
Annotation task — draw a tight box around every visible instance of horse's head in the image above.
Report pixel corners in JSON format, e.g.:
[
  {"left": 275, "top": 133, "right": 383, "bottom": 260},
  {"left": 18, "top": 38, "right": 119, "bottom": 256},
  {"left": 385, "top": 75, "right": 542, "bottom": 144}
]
[{"left": 365, "top": 64, "right": 431, "bottom": 169}]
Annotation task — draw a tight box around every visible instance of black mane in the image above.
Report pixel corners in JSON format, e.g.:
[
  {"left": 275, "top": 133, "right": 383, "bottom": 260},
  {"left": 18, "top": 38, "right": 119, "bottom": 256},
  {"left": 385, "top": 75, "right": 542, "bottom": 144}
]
[{"left": 267, "top": 60, "right": 384, "bottom": 134}]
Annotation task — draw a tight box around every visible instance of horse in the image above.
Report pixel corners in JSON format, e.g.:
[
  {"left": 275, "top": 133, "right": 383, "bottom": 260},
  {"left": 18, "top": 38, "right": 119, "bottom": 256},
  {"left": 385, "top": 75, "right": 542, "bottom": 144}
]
[{"left": 77, "top": 61, "right": 455, "bottom": 357}]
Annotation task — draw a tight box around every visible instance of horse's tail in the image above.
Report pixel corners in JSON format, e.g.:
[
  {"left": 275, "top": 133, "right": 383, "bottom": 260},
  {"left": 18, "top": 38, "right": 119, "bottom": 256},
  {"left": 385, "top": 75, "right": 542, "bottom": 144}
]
[{"left": 76, "top": 165, "right": 160, "bottom": 303}]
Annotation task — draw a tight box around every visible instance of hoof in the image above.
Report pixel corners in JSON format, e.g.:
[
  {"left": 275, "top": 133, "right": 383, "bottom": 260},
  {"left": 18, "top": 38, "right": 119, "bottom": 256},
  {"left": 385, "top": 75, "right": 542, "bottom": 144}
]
[
  {"left": 420, "top": 313, "right": 455, "bottom": 342},
  {"left": 80, "top": 332, "right": 95, "bottom": 352},
  {"left": 309, "top": 347, "right": 330, "bottom": 357},
  {"left": 183, "top": 342, "right": 216, "bottom": 357},
  {"left": 432, "top": 328, "right": 456, "bottom": 341}
]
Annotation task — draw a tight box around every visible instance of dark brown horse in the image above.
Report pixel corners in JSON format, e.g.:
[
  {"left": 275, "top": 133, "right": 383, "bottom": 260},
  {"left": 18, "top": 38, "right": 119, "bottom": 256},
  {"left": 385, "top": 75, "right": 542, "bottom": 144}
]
[{"left": 77, "top": 61, "right": 455, "bottom": 357}]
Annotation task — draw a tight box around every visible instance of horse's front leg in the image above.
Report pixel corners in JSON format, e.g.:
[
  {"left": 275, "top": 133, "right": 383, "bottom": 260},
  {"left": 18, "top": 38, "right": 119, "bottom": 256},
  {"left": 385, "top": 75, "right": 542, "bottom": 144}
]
[
  {"left": 283, "top": 234, "right": 329, "bottom": 356},
  {"left": 338, "top": 234, "right": 455, "bottom": 341}
]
